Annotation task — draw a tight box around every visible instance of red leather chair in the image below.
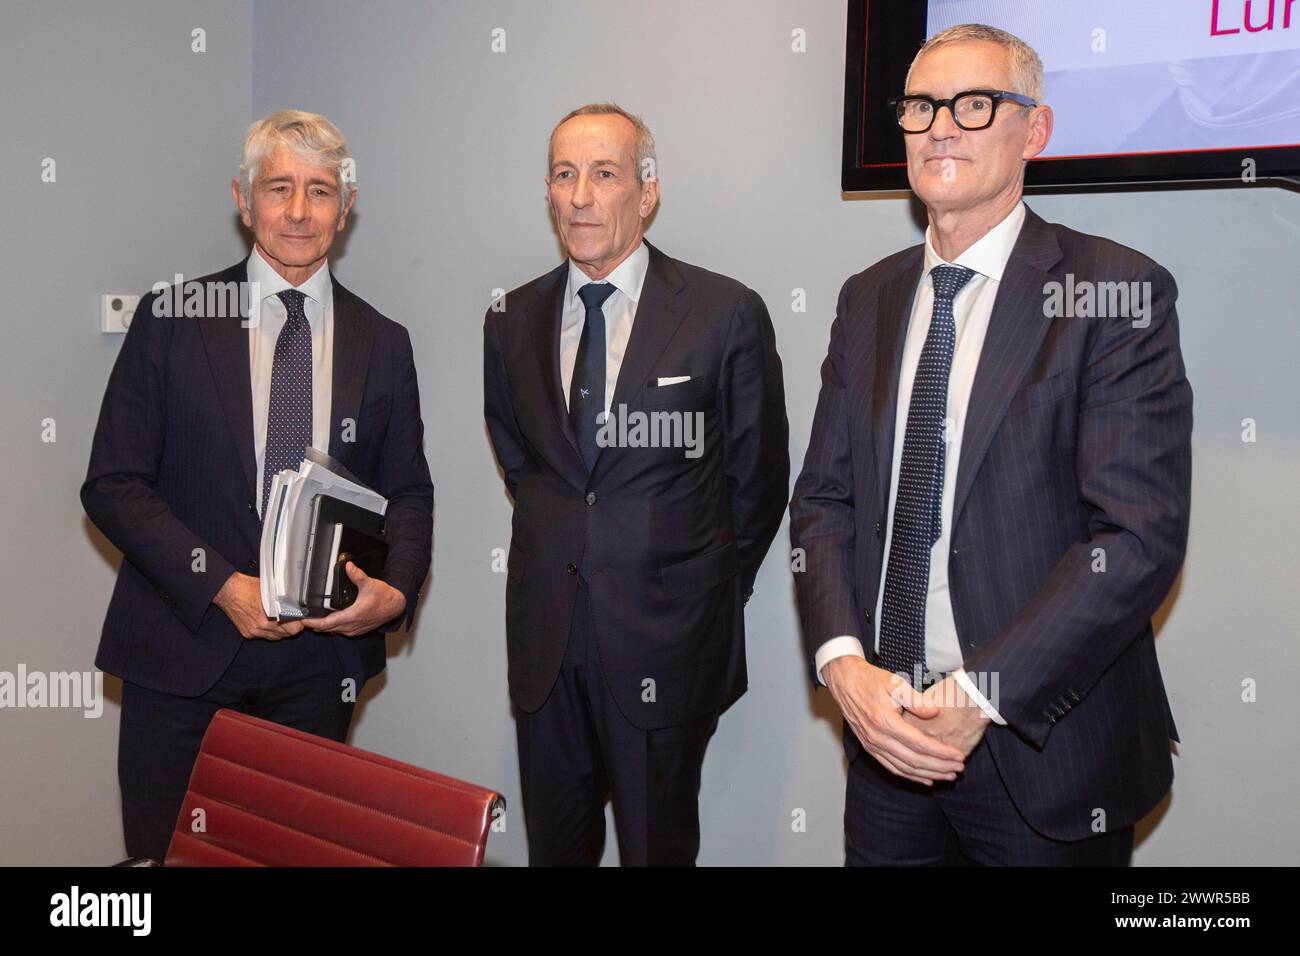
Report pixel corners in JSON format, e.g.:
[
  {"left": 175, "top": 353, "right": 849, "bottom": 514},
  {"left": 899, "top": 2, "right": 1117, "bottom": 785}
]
[{"left": 159, "top": 709, "right": 503, "bottom": 866}]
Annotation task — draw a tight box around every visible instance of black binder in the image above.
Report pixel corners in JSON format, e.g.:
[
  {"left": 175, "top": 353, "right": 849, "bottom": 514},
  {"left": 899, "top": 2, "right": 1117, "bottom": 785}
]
[{"left": 300, "top": 494, "right": 388, "bottom": 616}]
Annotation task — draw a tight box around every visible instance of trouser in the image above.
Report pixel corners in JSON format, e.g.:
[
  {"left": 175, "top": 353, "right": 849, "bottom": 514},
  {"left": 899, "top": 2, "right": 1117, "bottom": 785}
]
[
  {"left": 515, "top": 581, "right": 719, "bottom": 866},
  {"left": 844, "top": 734, "right": 1134, "bottom": 866},
  {"left": 118, "top": 632, "right": 355, "bottom": 861}
]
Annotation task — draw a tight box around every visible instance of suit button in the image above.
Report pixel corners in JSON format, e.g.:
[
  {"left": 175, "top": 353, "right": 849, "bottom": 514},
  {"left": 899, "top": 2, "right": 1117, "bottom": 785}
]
[
  {"left": 566, "top": 562, "right": 578, "bottom": 575},
  {"left": 585, "top": 492, "right": 597, "bottom": 506},
  {"left": 247, "top": 559, "right": 258, "bottom": 570},
  {"left": 863, "top": 608, "right": 872, "bottom": 621},
  {"left": 247, "top": 500, "right": 255, "bottom": 513},
  {"left": 874, "top": 521, "right": 882, "bottom": 538}
]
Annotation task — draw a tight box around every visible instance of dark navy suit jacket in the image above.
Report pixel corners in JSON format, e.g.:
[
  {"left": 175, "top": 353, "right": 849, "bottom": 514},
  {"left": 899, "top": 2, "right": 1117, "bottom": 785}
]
[
  {"left": 82, "top": 259, "right": 434, "bottom": 698},
  {"left": 484, "top": 241, "right": 789, "bottom": 731},
  {"left": 791, "top": 205, "right": 1192, "bottom": 841}
]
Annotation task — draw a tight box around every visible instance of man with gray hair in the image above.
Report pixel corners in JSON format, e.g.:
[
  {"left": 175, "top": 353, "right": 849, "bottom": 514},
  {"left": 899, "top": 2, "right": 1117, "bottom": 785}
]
[
  {"left": 83, "top": 109, "right": 433, "bottom": 860},
  {"left": 485, "top": 103, "right": 789, "bottom": 865},
  {"left": 791, "top": 24, "right": 1191, "bottom": 864}
]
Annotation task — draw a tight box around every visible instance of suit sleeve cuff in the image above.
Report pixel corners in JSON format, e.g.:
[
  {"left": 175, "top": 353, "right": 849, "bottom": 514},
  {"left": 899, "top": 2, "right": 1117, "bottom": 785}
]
[
  {"left": 814, "top": 636, "right": 866, "bottom": 686},
  {"left": 953, "top": 667, "right": 1006, "bottom": 725}
]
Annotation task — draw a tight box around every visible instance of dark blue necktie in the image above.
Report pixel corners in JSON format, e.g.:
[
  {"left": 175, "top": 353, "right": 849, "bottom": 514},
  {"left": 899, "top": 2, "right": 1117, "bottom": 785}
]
[
  {"left": 877, "top": 264, "right": 976, "bottom": 686},
  {"left": 260, "top": 288, "right": 313, "bottom": 517},
  {"left": 570, "top": 282, "right": 616, "bottom": 471}
]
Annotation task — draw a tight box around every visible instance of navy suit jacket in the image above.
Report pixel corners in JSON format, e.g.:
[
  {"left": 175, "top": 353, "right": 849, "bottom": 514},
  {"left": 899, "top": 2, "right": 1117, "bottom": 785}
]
[
  {"left": 790, "top": 205, "right": 1192, "bottom": 841},
  {"left": 484, "top": 241, "right": 789, "bottom": 730},
  {"left": 82, "top": 260, "right": 434, "bottom": 698}
]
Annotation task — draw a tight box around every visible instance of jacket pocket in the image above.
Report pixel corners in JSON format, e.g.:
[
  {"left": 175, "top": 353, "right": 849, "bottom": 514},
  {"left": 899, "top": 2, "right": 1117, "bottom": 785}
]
[
  {"left": 1005, "top": 369, "right": 1073, "bottom": 416},
  {"left": 659, "top": 540, "right": 739, "bottom": 599},
  {"left": 642, "top": 375, "right": 712, "bottom": 409}
]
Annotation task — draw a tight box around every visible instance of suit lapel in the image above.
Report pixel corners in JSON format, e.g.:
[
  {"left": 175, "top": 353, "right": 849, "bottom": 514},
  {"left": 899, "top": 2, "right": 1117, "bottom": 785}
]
[
  {"left": 594, "top": 242, "right": 690, "bottom": 481},
  {"left": 198, "top": 260, "right": 258, "bottom": 505},
  {"left": 870, "top": 248, "right": 924, "bottom": 511},
  {"left": 327, "top": 276, "right": 375, "bottom": 466},
  {"left": 607, "top": 241, "right": 689, "bottom": 412},
  {"left": 950, "top": 207, "right": 1063, "bottom": 529},
  {"left": 526, "top": 262, "right": 589, "bottom": 483}
]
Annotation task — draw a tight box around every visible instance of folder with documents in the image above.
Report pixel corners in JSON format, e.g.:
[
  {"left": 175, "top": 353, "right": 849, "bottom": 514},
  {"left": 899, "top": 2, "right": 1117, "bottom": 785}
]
[{"left": 258, "top": 448, "right": 389, "bottom": 620}]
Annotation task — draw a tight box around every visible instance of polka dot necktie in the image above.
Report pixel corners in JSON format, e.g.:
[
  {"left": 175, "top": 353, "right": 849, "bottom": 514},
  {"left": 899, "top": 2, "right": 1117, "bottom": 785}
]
[
  {"left": 877, "top": 264, "right": 976, "bottom": 686},
  {"left": 570, "top": 282, "right": 616, "bottom": 472},
  {"left": 260, "top": 288, "right": 312, "bottom": 517}
]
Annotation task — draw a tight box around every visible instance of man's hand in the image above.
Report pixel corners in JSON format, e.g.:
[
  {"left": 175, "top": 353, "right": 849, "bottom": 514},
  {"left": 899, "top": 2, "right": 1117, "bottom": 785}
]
[
  {"left": 213, "top": 571, "right": 305, "bottom": 641},
  {"left": 300, "top": 561, "right": 406, "bottom": 637},
  {"left": 899, "top": 675, "right": 991, "bottom": 759},
  {"left": 822, "top": 655, "right": 966, "bottom": 786}
]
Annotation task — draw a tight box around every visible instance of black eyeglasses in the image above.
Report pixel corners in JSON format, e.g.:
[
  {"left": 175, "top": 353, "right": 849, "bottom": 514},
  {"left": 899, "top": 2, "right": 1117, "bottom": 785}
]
[{"left": 887, "top": 90, "right": 1037, "bottom": 133}]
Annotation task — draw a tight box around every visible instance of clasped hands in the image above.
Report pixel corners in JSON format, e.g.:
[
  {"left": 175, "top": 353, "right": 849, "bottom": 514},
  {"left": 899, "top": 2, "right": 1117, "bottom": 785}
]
[
  {"left": 822, "top": 655, "right": 991, "bottom": 786},
  {"left": 213, "top": 563, "right": 406, "bottom": 641}
]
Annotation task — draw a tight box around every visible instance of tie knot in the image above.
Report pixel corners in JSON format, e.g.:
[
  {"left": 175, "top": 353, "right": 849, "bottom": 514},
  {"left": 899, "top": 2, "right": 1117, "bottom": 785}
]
[
  {"left": 578, "top": 282, "right": 616, "bottom": 311},
  {"left": 277, "top": 288, "right": 308, "bottom": 319},
  {"left": 929, "top": 264, "right": 976, "bottom": 302}
]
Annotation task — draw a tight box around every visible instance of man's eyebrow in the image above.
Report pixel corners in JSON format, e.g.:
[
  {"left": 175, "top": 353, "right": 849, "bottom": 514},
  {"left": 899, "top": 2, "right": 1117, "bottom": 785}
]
[
  {"left": 258, "top": 174, "right": 335, "bottom": 187},
  {"left": 550, "top": 158, "right": 625, "bottom": 169},
  {"left": 906, "top": 85, "right": 1001, "bottom": 96}
]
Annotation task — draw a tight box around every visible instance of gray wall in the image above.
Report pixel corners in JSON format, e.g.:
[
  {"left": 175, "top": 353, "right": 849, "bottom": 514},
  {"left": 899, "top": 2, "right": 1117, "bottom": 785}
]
[
  {"left": 3, "top": 0, "right": 1296, "bottom": 865},
  {"left": 0, "top": 0, "right": 254, "bottom": 864}
]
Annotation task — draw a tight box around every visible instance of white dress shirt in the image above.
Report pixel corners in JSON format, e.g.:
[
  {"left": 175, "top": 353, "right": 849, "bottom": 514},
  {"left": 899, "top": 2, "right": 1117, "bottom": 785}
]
[
  {"left": 246, "top": 244, "right": 334, "bottom": 517},
  {"left": 814, "top": 202, "right": 1030, "bottom": 724},
  {"left": 559, "top": 240, "right": 649, "bottom": 412}
]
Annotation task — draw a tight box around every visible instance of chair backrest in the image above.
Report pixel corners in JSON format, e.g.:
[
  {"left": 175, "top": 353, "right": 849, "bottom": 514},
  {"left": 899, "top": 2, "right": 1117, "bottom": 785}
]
[{"left": 164, "top": 709, "right": 504, "bottom": 866}]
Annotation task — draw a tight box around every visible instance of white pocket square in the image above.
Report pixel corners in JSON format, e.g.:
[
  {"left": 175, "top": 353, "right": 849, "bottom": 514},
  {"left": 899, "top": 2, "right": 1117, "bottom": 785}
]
[{"left": 657, "top": 375, "right": 691, "bottom": 387}]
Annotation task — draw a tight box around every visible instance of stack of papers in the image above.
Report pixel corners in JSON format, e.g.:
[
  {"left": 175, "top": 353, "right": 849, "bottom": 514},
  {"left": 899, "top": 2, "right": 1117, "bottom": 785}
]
[{"left": 259, "top": 447, "right": 387, "bottom": 620}]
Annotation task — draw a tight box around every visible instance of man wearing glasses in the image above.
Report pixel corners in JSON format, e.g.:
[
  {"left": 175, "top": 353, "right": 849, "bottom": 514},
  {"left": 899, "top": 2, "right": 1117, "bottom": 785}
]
[{"left": 791, "top": 24, "right": 1191, "bottom": 864}]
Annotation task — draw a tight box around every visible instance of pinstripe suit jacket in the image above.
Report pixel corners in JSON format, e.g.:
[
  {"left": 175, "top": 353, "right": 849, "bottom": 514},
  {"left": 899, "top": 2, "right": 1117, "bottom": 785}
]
[
  {"left": 790, "top": 205, "right": 1192, "bottom": 841},
  {"left": 82, "top": 261, "right": 434, "bottom": 698}
]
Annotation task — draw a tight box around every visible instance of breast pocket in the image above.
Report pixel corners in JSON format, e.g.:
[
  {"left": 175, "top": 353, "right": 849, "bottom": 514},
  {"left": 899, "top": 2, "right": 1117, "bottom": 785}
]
[
  {"left": 1004, "top": 369, "right": 1073, "bottom": 416},
  {"left": 642, "top": 376, "right": 712, "bottom": 410}
]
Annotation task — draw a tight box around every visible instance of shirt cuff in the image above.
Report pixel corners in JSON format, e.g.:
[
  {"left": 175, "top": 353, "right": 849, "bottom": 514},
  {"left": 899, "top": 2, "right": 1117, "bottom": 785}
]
[
  {"left": 814, "top": 636, "right": 866, "bottom": 686},
  {"left": 953, "top": 667, "right": 1006, "bottom": 725}
]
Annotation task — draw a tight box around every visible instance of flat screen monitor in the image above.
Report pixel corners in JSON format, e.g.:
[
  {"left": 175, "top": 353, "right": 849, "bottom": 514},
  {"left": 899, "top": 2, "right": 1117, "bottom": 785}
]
[{"left": 843, "top": 0, "right": 1300, "bottom": 191}]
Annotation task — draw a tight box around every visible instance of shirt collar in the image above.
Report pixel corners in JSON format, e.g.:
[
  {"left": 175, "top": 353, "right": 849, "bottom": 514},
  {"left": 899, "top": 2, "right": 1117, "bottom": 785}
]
[
  {"left": 566, "top": 239, "right": 649, "bottom": 306},
  {"left": 922, "top": 200, "right": 1026, "bottom": 283},
  {"left": 247, "top": 244, "right": 332, "bottom": 306}
]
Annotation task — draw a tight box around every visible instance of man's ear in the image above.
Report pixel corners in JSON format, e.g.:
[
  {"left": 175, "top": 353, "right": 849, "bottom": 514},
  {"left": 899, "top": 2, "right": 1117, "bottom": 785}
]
[
  {"left": 639, "top": 176, "right": 660, "bottom": 218},
  {"left": 1023, "top": 104, "right": 1054, "bottom": 161},
  {"left": 337, "top": 188, "right": 356, "bottom": 231},
  {"left": 231, "top": 178, "right": 253, "bottom": 228}
]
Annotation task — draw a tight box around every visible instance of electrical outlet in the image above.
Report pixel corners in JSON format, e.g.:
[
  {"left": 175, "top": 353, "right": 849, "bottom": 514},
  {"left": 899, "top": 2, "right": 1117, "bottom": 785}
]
[{"left": 101, "top": 294, "right": 140, "bottom": 333}]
